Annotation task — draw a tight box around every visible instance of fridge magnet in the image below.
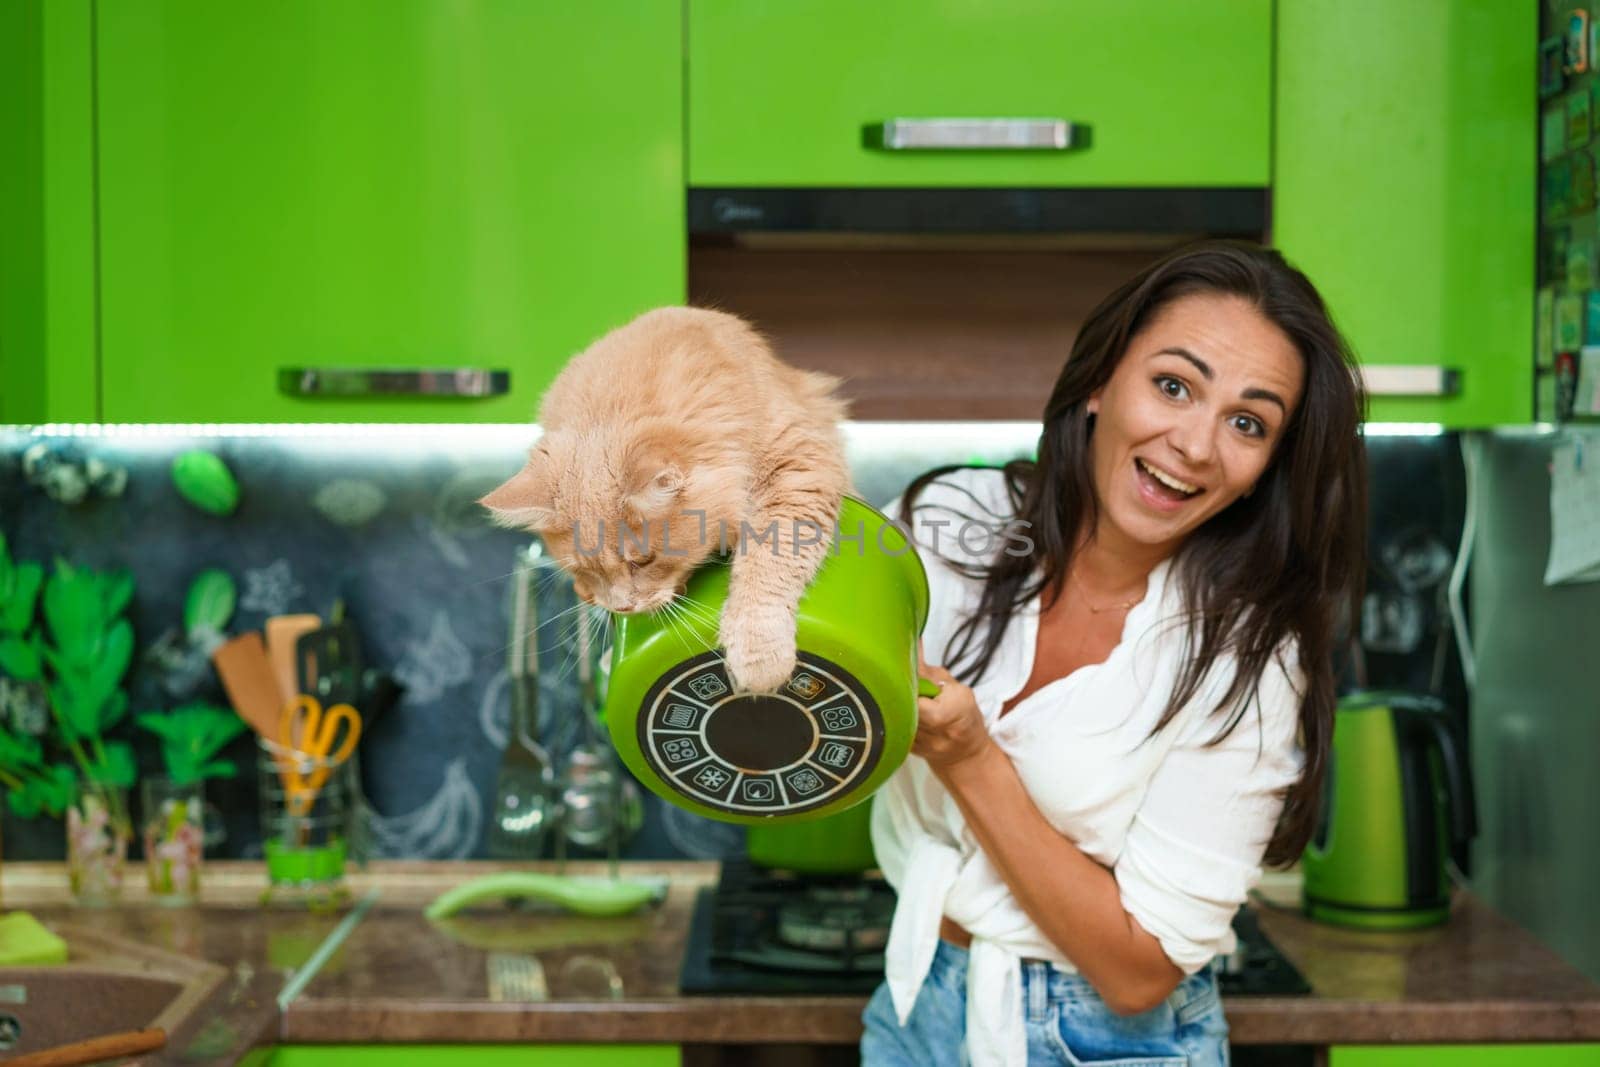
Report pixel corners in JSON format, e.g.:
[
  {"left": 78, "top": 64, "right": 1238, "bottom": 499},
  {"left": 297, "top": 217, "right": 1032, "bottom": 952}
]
[
  {"left": 1539, "top": 286, "right": 1557, "bottom": 367},
  {"left": 1569, "top": 88, "right": 1593, "bottom": 149},
  {"left": 1543, "top": 36, "right": 1566, "bottom": 97},
  {"left": 1573, "top": 150, "right": 1597, "bottom": 211},
  {"left": 1545, "top": 225, "right": 1571, "bottom": 284},
  {"left": 1585, "top": 290, "right": 1600, "bottom": 345},
  {"left": 1576, "top": 346, "right": 1600, "bottom": 415},
  {"left": 1570, "top": 235, "right": 1596, "bottom": 290},
  {"left": 1544, "top": 155, "right": 1574, "bottom": 222},
  {"left": 1558, "top": 291, "right": 1586, "bottom": 351},
  {"left": 1567, "top": 9, "right": 1590, "bottom": 74},
  {"left": 1545, "top": 105, "right": 1569, "bottom": 162},
  {"left": 1555, "top": 351, "right": 1578, "bottom": 421},
  {"left": 1537, "top": 364, "right": 1558, "bottom": 422}
]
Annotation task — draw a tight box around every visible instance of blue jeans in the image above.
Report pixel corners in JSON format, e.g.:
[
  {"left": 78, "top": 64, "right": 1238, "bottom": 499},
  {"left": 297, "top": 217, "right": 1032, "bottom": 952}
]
[{"left": 861, "top": 939, "right": 1229, "bottom": 1066}]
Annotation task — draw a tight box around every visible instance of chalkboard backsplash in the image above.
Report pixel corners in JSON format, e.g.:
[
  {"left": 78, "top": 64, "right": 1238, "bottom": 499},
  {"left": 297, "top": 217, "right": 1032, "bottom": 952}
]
[{"left": 0, "top": 424, "right": 1464, "bottom": 863}]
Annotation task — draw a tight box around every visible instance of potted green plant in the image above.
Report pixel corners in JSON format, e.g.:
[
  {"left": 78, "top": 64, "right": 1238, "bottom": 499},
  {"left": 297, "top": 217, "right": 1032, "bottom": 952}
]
[
  {"left": 136, "top": 703, "right": 246, "bottom": 903},
  {"left": 0, "top": 538, "right": 149, "bottom": 903},
  {"left": 0, "top": 533, "right": 51, "bottom": 741},
  {"left": 0, "top": 536, "right": 71, "bottom": 891},
  {"left": 23, "top": 552, "right": 139, "bottom": 902}
]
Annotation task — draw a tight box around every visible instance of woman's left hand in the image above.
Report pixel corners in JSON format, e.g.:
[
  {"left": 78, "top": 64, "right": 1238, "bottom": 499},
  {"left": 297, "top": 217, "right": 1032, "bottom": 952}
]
[{"left": 914, "top": 643, "right": 994, "bottom": 774}]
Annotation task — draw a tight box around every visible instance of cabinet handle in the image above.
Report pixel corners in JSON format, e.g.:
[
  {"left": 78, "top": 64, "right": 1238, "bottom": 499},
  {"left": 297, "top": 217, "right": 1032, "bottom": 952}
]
[
  {"left": 864, "top": 118, "right": 1080, "bottom": 151},
  {"left": 1359, "top": 365, "right": 1460, "bottom": 397},
  {"left": 278, "top": 368, "right": 510, "bottom": 398}
]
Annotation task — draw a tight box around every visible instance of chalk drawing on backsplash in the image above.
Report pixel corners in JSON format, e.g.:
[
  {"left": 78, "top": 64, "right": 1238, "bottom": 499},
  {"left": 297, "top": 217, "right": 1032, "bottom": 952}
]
[
  {"left": 475, "top": 667, "right": 584, "bottom": 759},
  {"left": 367, "top": 757, "right": 483, "bottom": 860},
  {"left": 312, "top": 478, "right": 387, "bottom": 527},
  {"left": 239, "top": 559, "right": 305, "bottom": 616},
  {"left": 660, "top": 802, "right": 745, "bottom": 861},
  {"left": 1, "top": 678, "right": 50, "bottom": 737},
  {"left": 422, "top": 470, "right": 507, "bottom": 569},
  {"left": 395, "top": 611, "right": 473, "bottom": 704},
  {"left": 141, "top": 628, "right": 218, "bottom": 699},
  {"left": 477, "top": 667, "right": 511, "bottom": 750}
]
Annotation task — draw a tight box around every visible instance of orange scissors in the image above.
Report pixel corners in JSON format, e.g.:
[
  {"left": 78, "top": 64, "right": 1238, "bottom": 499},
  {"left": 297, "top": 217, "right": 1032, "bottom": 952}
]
[{"left": 277, "top": 695, "right": 362, "bottom": 817}]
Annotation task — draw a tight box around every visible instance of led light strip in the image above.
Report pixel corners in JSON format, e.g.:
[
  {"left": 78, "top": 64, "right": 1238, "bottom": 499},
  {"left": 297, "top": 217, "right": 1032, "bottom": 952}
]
[{"left": 3, "top": 419, "right": 1452, "bottom": 439}]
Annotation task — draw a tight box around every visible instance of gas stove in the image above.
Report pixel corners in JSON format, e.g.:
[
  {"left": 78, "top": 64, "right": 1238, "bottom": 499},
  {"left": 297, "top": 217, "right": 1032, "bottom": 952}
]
[
  {"left": 680, "top": 860, "right": 894, "bottom": 995},
  {"left": 679, "top": 860, "right": 1310, "bottom": 997},
  {"left": 1215, "top": 906, "right": 1311, "bottom": 996}
]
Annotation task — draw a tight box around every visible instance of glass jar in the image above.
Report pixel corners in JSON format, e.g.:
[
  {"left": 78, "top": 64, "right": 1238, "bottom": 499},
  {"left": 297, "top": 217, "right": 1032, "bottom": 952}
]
[
  {"left": 67, "top": 783, "right": 131, "bottom": 906},
  {"left": 257, "top": 738, "right": 351, "bottom": 908},
  {"left": 141, "top": 777, "right": 204, "bottom": 904}
]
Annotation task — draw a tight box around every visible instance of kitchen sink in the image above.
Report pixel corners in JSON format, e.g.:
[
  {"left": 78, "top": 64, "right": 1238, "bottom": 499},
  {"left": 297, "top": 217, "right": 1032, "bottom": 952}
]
[
  {"left": 0, "top": 922, "right": 228, "bottom": 1059},
  {"left": 0, "top": 970, "right": 184, "bottom": 1055}
]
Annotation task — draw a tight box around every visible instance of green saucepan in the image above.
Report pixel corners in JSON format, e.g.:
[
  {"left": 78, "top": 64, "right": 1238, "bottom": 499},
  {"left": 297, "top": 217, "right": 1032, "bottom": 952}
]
[{"left": 605, "top": 495, "right": 937, "bottom": 832}]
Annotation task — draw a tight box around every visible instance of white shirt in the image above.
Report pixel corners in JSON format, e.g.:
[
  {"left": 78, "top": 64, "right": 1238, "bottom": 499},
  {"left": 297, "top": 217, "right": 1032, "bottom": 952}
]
[{"left": 871, "top": 468, "right": 1304, "bottom": 1066}]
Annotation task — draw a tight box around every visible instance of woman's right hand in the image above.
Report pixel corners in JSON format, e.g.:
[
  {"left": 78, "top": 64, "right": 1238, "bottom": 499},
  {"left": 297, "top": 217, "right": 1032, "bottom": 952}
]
[{"left": 913, "top": 642, "right": 993, "bottom": 774}]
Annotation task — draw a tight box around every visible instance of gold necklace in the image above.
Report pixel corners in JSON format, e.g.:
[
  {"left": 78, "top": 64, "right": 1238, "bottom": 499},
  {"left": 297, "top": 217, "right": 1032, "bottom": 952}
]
[{"left": 1070, "top": 568, "right": 1144, "bottom": 615}]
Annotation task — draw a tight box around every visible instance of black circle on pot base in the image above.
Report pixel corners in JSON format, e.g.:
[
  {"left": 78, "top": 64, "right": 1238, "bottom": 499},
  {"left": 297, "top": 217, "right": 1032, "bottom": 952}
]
[
  {"left": 705, "top": 697, "right": 816, "bottom": 772},
  {"left": 636, "top": 650, "right": 887, "bottom": 818}
]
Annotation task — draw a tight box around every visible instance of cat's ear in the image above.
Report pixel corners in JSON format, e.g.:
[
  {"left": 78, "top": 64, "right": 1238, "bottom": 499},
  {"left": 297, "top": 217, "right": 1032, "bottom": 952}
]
[
  {"left": 480, "top": 449, "right": 557, "bottom": 531},
  {"left": 628, "top": 462, "right": 686, "bottom": 516},
  {"left": 624, "top": 422, "right": 689, "bottom": 515}
]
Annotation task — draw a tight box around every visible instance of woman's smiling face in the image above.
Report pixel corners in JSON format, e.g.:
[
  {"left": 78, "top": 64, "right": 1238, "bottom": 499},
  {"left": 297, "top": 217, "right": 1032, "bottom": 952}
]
[{"left": 1086, "top": 292, "right": 1305, "bottom": 558}]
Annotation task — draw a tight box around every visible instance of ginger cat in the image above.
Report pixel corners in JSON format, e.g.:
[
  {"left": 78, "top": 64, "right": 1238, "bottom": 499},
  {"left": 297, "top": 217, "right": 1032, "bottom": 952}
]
[{"left": 480, "top": 306, "right": 851, "bottom": 694}]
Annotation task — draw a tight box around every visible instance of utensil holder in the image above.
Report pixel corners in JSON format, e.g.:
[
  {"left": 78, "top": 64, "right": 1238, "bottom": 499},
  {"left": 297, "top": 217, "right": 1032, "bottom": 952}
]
[{"left": 257, "top": 737, "right": 351, "bottom": 908}]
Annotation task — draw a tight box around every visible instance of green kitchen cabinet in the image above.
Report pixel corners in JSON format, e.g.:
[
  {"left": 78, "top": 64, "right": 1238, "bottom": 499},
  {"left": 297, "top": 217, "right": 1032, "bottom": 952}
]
[
  {"left": 688, "top": 0, "right": 1271, "bottom": 188},
  {"left": 266, "top": 1046, "right": 680, "bottom": 1066},
  {"left": 1273, "top": 0, "right": 1535, "bottom": 427},
  {"left": 86, "top": 0, "right": 683, "bottom": 423},
  {"left": 0, "top": 0, "right": 97, "bottom": 424}
]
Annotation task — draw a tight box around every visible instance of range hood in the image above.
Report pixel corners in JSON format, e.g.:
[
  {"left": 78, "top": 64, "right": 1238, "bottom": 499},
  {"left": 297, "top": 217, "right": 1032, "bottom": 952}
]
[{"left": 688, "top": 186, "right": 1267, "bottom": 238}]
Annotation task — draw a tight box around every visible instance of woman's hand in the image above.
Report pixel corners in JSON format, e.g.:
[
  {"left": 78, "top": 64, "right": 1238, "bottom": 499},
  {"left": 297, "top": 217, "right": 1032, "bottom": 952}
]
[{"left": 914, "top": 642, "right": 994, "bottom": 774}]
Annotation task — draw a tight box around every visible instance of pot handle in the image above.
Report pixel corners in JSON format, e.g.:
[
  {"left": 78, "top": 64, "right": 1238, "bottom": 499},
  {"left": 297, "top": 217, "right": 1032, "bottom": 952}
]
[{"left": 917, "top": 677, "right": 944, "bottom": 699}]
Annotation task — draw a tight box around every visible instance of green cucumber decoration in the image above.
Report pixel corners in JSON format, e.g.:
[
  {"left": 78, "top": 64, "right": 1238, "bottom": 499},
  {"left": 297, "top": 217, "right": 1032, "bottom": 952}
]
[
  {"left": 172, "top": 450, "right": 240, "bottom": 516},
  {"left": 424, "top": 872, "right": 667, "bottom": 920}
]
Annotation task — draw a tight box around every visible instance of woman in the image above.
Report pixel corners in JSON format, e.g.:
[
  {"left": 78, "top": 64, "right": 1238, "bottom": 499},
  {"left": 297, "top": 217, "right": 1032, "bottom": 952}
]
[{"left": 861, "top": 241, "right": 1367, "bottom": 1066}]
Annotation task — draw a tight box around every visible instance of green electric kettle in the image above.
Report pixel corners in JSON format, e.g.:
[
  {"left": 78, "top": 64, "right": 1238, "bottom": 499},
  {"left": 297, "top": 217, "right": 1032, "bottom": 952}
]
[
  {"left": 1301, "top": 691, "right": 1476, "bottom": 929},
  {"left": 603, "top": 495, "right": 937, "bottom": 827}
]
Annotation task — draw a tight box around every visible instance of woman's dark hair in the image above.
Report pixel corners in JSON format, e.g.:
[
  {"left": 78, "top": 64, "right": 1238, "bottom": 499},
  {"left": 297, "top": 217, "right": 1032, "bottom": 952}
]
[{"left": 900, "top": 240, "right": 1367, "bottom": 867}]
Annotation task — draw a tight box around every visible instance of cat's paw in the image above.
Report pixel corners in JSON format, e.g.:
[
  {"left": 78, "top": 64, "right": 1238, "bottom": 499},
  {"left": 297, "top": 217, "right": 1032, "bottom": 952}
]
[{"left": 720, "top": 604, "right": 798, "bottom": 695}]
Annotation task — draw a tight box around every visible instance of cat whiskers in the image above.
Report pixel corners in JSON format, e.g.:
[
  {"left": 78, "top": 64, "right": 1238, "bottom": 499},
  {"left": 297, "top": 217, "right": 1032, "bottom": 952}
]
[
  {"left": 650, "top": 602, "right": 690, "bottom": 652},
  {"left": 665, "top": 592, "right": 718, "bottom": 624},
  {"left": 654, "top": 597, "right": 713, "bottom": 654},
  {"left": 555, "top": 599, "right": 613, "bottom": 684},
  {"left": 464, "top": 564, "right": 528, "bottom": 590},
  {"left": 476, "top": 597, "right": 595, "bottom": 669},
  {"left": 661, "top": 596, "right": 732, "bottom": 673}
]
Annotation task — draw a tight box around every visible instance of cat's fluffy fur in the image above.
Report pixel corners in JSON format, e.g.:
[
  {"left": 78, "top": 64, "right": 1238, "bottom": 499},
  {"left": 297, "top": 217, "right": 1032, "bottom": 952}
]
[{"left": 480, "top": 306, "right": 851, "bottom": 694}]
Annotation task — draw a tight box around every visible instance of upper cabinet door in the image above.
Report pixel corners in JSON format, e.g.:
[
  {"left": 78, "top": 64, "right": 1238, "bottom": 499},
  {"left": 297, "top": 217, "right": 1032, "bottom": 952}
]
[
  {"left": 688, "top": 0, "right": 1271, "bottom": 188},
  {"left": 1274, "top": 1, "right": 1534, "bottom": 427},
  {"left": 96, "top": 1, "right": 684, "bottom": 423}
]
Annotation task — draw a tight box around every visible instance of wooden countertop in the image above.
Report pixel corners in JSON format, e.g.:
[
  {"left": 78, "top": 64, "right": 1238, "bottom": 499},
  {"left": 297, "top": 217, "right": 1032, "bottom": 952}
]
[{"left": 4, "top": 861, "right": 1598, "bottom": 1050}]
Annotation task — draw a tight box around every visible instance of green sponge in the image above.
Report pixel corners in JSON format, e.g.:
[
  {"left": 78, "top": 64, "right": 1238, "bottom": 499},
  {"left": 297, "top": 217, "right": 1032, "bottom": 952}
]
[{"left": 0, "top": 912, "right": 68, "bottom": 965}]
